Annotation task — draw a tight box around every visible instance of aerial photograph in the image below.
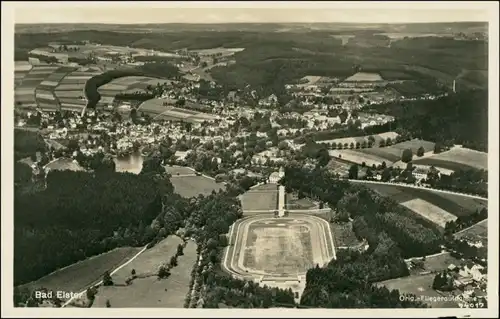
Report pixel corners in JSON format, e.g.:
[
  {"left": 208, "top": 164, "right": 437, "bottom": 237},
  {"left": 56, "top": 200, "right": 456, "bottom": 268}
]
[{"left": 4, "top": 1, "right": 497, "bottom": 317}]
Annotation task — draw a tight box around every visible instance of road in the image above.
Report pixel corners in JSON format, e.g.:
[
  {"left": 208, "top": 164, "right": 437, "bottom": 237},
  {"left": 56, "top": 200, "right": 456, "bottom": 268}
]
[
  {"left": 278, "top": 185, "right": 285, "bottom": 217},
  {"left": 347, "top": 179, "right": 488, "bottom": 201},
  {"left": 61, "top": 245, "right": 148, "bottom": 307}
]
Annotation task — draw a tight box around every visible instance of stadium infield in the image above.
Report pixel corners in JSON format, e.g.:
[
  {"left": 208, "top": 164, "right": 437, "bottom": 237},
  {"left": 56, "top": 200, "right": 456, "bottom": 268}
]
[{"left": 223, "top": 214, "right": 335, "bottom": 282}]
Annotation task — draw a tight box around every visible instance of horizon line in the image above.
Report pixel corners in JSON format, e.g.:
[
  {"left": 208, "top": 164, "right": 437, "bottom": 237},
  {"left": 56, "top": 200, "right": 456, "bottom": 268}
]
[{"left": 15, "top": 21, "right": 489, "bottom": 25}]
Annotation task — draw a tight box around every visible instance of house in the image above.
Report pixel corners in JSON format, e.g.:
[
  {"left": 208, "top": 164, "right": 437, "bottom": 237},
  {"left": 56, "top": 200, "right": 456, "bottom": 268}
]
[
  {"left": 258, "top": 94, "right": 278, "bottom": 107},
  {"left": 448, "top": 264, "right": 459, "bottom": 272},
  {"left": 268, "top": 167, "right": 285, "bottom": 184}
]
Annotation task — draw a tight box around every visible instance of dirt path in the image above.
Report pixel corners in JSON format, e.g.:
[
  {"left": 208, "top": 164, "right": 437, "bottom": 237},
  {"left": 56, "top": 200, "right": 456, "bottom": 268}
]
[{"left": 61, "top": 245, "right": 148, "bottom": 307}]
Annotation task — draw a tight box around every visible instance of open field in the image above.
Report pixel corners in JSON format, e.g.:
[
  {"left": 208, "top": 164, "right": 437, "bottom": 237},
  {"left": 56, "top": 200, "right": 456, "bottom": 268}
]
[
  {"left": 15, "top": 65, "right": 60, "bottom": 108},
  {"left": 413, "top": 147, "right": 488, "bottom": 171},
  {"left": 240, "top": 189, "right": 278, "bottom": 211},
  {"left": 224, "top": 214, "right": 335, "bottom": 281},
  {"left": 165, "top": 165, "right": 196, "bottom": 176},
  {"left": 138, "top": 98, "right": 170, "bottom": 114},
  {"left": 407, "top": 252, "right": 464, "bottom": 276},
  {"left": 356, "top": 147, "right": 402, "bottom": 162},
  {"left": 317, "top": 131, "right": 399, "bottom": 147},
  {"left": 45, "top": 158, "right": 86, "bottom": 172},
  {"left": 356, "top": 139, "right": 435, "bottom": 163},
  {"left": 285, "top": 193, "right": 318, "bottom": 210},
  {"left": 92, "top": 236, "right": 197, "bottom": 308},
  {"left": 329, "top": 149, "right": 389, "bottom": 167},
  {"left": 344, "top": 72, "right": 384, "bottom": 82},
  {"left": 361, "top": 183, "right": 488, "bottom": 218},
  {"left": 169, "top": 175, "right": 225, "bottom": 198},
  {"left": 400, "top": 198, "right": 458, "bottom": 228},
  {"left": 19, "top": 247, "right": 142, "bottom": 297},
  {"left": 376, "top": 274, "right": 460, "bottom": 308},
  {"left": 454, "top": 219, "right": 487, "bottom": 243},
  {"left": 191, "top": 47, "right": 245, "bottom": 57},
  {"left": 390, "top": 139, "right": 436, "bottom": 153}
]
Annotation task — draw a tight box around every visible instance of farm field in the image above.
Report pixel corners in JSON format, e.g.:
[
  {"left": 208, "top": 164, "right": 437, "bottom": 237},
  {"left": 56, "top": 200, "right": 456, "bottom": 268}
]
[
  {"left": 20, "top": 247, "right": 142, "bottom": 298},
  {"left": 190, "top": 47, "right": 245, "bottom": 57},
  {"left": 318, "top": 131, "right": 399, "bottom": 147},
  {"left": 400, "top": 198, "right": 457, "bottom": 228},
  {"left": 356, "top": 139, "right": 435, "bottom": 163},
  {"left": 413, "top": 147, "right": 488, "bottom": 171},
  {"left": 344, "top": 72, "right": 384, "bottom": 82},
  {"left": 138, "top": 98, "right": 170, "bottom": 114},
  {"left": 15, "top": 65, "right": 60, "bottom": 109},
  {"left": 376, "top": 274, "right": 460, "bottom": 308},
  {"left": 169, "top": 175, "right": 225, "bottom": 198},
  {"left": 92, "top": 236, "right": 197, "bottom": 308},
  {"left": 356, "top": 147, "right": 402, "bottom": 162},
  {"left": 15, "top": 61, "right": 33, "bottom": 86},
  {"left": 361, "top": 183, "right": 488, "bottom": 218},
  {"left": 54, "top": 68, "right": 102, "bottom": 111},
  {"left": 329, "top": 149, "right": 389, "bottom": 167}
]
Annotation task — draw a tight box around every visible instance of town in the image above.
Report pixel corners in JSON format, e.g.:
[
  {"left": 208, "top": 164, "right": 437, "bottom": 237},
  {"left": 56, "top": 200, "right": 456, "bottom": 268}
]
[{"left": 12, "top": 16, "right": 490, "bottom": 312}]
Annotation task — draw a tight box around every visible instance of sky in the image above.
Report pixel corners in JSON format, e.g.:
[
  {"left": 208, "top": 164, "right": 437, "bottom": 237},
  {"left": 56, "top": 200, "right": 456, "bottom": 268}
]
[{"left": 10, "top": 1, "right": 494, "bottom": 24}]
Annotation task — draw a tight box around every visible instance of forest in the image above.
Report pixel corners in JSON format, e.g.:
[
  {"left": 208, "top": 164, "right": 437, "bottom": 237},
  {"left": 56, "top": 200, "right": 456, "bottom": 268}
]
[
  {"left": 362, "top": 89, "right": 488, "bottom": 152},
  {"left": 14, "top": 170, "right": 175, "bottom": 285},
  {"left": 300, "top": 237, "right": 427, "bottom": 308},
  {"left": 14, "top": 129, "right": 47, "bottom": 161},
  {"left": 15, "top": 29, "right": 487, "bottom": 98}
]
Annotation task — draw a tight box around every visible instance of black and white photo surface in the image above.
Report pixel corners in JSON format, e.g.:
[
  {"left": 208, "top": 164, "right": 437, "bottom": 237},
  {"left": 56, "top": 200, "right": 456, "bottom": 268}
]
[{"left": 2, "top": 1, "right": 498, "bottom": 318}]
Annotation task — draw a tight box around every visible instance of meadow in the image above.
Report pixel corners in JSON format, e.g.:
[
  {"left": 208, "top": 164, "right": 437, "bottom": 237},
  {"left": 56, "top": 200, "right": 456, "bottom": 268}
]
[
  {"left": 407, "top": 252, "right": 464, "bottom": 276},
  {"left": 454, "top": 219, "right": 487, "bottom": 243},
  {"left": 358, "top": 139, "right": 435, "bottom": 163},
  {"left": 169, "top": 175, "right": 225, "bottom": 198},
  {"left": 165, "top": 165, "right": 197, "bottom": 176},
  {"left": 329, "top": 149, "right": 389, "bottom": 167},
  {"left": 361, "top": 183, "right": 487, "bottom": 220},
  {"left": 92, "top": 236, "right": 197, "bottom": 308},
  {"left": 400, "top": 198, "right": 458, "bottom": 228},
  {"left": 413, "top": 147, "right": 488, "bottom": 171},
  {"left": 376, "top": 274, "right": 460, "bottom": 308},
  {"left": 20, "top": 247, "right": 142, "bottom": 297},
  {"left": 344, "top": 72, "right": 384, "bottom": 82}
]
